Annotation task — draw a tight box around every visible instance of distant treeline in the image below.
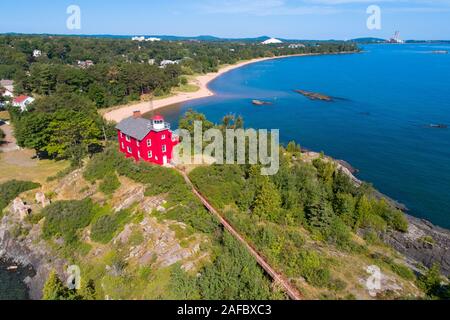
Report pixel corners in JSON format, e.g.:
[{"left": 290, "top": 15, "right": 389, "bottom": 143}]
[{"left": 0, "top": 35, "right": 359, "bottom": 107}]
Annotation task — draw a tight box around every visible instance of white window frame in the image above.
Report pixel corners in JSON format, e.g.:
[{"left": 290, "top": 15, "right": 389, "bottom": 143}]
[
  {"left": 161, "top": 134, "right": 166, "bottom": 140},
  {"left": 148, "top": 151, "right": 153, "bottom": 158},
  {"left": 121, "top": 142, "right": 124, "bottom": 149},
  {"left": 120, "top": 132, "right": 123, "bottom": 138},
  {"left": 137, "top": 140, "right": 140, "bottom": 147},
  {"left": 147, "top": 139, "right": 152, "bottom": 147},
  {"left": 138, "top": 151, "right": 141, "bottom": 159},
  {"left": 126, "top": 135, "right": 131, "bottom": 142},
  {"left": 127, "top": 146, "right": 132, "bottom": 154},
  {"left": 162, "top": 145, "right": 167, "bottom": 153}
]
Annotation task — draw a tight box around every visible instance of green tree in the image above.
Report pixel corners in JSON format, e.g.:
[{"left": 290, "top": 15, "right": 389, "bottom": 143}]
[
  {"left": 305, "top": 197, "right": 334, "bottom": 231},
  {"left": 251, "top": 176, "right": 281, "bottom": 221},
  {"left": 42, "top": 271, "right": 70, "bottom": 300},
  {"left": 286, "top": 141, "right": 301, "bottom": 154},
  {"left": 418, "top": 264, "right": 450, "bottom": 299}
]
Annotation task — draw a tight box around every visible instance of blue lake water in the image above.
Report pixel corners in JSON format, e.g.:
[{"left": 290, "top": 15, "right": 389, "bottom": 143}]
[{"left": 158, "top": 44, "right": 450, "bottom": 229}]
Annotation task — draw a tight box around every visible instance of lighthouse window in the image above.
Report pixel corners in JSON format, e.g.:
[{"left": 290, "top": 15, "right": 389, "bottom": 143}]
[
  {"left": 162, "top": 145, "right": 167, "bottom": 153},
  {"left": 126, "top": 135, "right": 131, "bottom": 142},
  {"left": 120, "top": 132, "right": 123, "bottom": 138},
  {"left": 127, "top": 146, "right": 132, "bottom": 154},
  {"left": 136, "top": 140, "right": 140, "bottom": 147},
  {"left": 161, "top": 134, "right": 166, "bottom": 140},
  {"left": 148, "top": 151, "right": 153, "bottom": 158},
  {"left": 147, "top": 139, "right": 152, "bottom": 147},
  {"left": 121, "top": 142, "right": 124, "bottom": 149}
]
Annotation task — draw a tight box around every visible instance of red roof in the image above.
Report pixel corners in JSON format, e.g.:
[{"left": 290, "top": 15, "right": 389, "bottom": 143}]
[
  {"left": 13, "top": 95, "right": 30, "bottom": 104},
  {"left": 152, "top": 115, "right": 164, "bottom": 121}
]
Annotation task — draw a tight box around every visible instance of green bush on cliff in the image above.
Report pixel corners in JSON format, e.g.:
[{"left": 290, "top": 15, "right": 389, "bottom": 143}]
[
  {"left": 91, "top": 210, "right": 130, "bottom": 244},
  {"left": 42, "top": 199, "right": 95, "bottom": 243},
  {"left": 99, "top": 172, "right": 120, "bottom": 195},
  {"left": 0, "top": 180, "right": 41, "bottom": 213}
]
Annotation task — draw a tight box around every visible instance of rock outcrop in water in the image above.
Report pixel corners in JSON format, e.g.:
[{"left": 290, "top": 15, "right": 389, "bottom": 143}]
[
  {"left": 252, "top": 100, "right": 273, "bottom": 106},
  {"left": 295, "top": 89, "right": 333, "bottom": 102}
]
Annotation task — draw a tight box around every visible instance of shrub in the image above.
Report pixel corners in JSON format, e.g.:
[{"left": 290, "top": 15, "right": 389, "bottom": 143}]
[
  {"left": 297, "top": 250, "right": 331, "bottom": 287},
  {"left": 390, "top": 263, "right": 415, "bottom": 281},
  {"left": 91, "top": 210, "right": 130, "bottom": 244},
  {"left": 42, "top": 199, "right": 95, "bottom": 243},
  {"left": 326, "top": 217, "right": 353, "bottom": 250},
  {"left": 99, "top": 172, "right": 120, "bottom": 195},
  {"left": 0, "top": 180, "right": 41, "bottom": 212}
]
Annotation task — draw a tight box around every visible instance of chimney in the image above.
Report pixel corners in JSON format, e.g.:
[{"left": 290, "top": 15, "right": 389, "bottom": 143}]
[{"left": 133, "top": 110, "right": 142, "bottom": 119}]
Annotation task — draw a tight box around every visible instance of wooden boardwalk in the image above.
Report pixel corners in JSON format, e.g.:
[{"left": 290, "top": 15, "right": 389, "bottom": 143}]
[{"left": 178, "top": 169, "right": 303, "bottom": 301}]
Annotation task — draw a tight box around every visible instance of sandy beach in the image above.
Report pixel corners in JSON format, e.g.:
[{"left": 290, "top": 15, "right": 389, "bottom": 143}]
[{"left": 103, "top": 52, "right": 356, "bottom": 123}]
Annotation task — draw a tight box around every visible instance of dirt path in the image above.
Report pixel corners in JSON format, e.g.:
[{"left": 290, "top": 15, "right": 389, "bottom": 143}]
[
  {"left": 177, "top": 168, "right": 303, "bottom": 301},
  {"left": 0, "top": 123, "right": 19, "bottom": 152}
]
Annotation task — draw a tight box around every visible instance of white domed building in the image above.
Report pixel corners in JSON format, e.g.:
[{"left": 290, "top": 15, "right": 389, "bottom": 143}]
[{"left": 261, "top": 38, "right": 283, "bottom": 45}]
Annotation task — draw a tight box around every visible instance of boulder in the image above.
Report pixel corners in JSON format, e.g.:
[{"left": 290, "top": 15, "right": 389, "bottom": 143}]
[
  {"left": 35, "top": 192, "right": 50, "bottom": 208},
  {"left": 11, "top": 198, "right": 32, "bottom": 221}
]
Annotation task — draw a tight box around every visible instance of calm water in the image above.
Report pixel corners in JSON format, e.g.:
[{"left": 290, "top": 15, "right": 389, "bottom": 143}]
[
  {"left": 157, "top": 44, "right": 450, "bottom": 229},
  {"left": 0, "top": 260, "right": 31, "bottom": 300}
]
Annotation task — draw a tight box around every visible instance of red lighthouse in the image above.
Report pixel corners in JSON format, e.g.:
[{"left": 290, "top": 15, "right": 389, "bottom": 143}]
[{"left": 116, "top": 111, "right": 179, "bottom": 166}]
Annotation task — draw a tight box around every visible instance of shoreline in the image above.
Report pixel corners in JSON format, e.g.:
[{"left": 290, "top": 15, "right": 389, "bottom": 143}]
[{"left": 103, "top": 51, "right": 359, "bottom": 123}]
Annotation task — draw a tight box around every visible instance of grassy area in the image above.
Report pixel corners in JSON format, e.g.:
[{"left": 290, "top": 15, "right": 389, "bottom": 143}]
[
  {"left": 0, "top": 149, "right": 69, "bottom": 184},
  {"left": 175, "top": 84, "right": 200, "bottom": 93}
]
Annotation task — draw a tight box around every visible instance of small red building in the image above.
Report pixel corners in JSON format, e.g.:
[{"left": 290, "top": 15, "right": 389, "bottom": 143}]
[{"left": 116, "top": 111, "right": 178, "bottom": 166}]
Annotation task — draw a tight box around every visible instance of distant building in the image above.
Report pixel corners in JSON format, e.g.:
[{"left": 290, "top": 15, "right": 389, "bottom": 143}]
[
  {"left": 33, "top": 50, "right": 42, "bottom": 58},
  {"left": 132, "top": 36, "right": 146, "bottom": 42},
  {"left": 288, "top": 43, "right": 305, "bottom": 49},
  {"left": 262, "top": 38, "right": 283, "bottom": 45},
  {"left": 116, "top": 112, "right": 179, "bottom": 166},
  {"left": 0, "top": 79, "right": 14, "bottom": 93},
  {"left": 145, "top": 37, "right": 161, "bottom": 42},
  {"left": 160, "top": 60, "right": 180, "bottom": 68},
  {"left": 12, "top": 95, "right": 35, "bottom": 112},
  {"left": 0, "top": 87, "right": 14, "bottom": 98},
  {"left": 77, "top": 60, "right": 95, "bottom": 69}
]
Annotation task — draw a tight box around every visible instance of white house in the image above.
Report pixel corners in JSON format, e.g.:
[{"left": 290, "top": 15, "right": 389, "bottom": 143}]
[
  {"left": 288, "top": 43, "right": 306, "bottom": 49},
  {"left": 132, "top": 36, "right": 146, "bottom": 42},
  {"left": 0, "top": 87, "right": 14, "bottom": 98},
  {"left": 33, "top": 50, "right": 42, "bottom": 58},
  {"left": 12, "top": 95, "right": 35, "bottom": 112},
  {"left": 145, "top": 37, "right": 161, "bottom": 42},
  {"left": 77, "top": 60, "right": 95, "bottom": 69},
  {"left": 160, "top": 60, "right": 180, "bottom": 68},
  {"left": 262, "top": 38, "right": 283, "bottom": 45},
  {"left": 0, "top": 80, "right": 14, "bottom": 93}
]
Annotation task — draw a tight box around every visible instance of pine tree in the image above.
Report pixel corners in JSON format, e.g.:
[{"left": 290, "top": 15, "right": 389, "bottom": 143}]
[
  {"left": 42, "top": 271, "right": 68, "bottom": 300},
  {"left": 251, "top": 176, "right": 281, "bottom": 221},
  {"left": 306, "top": 198, "right": 334, "bottom": 230}
]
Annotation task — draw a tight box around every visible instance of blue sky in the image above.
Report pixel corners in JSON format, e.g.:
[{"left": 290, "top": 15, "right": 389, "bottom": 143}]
[{"left": 1, "top": 0, "right": 449, "bottom": 39}]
